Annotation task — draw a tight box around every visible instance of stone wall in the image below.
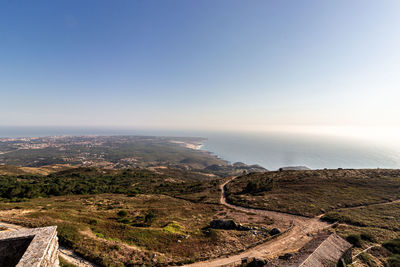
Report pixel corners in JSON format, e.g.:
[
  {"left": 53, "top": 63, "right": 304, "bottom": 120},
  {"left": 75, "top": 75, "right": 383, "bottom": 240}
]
[
  {"left": 269, "top": 233, "right": 353, "bottom": 267},
  {"left": 37, "top": 228, "right": 59, "bottom": 267},
  {"left": 0, "top": 226, "right": 59, "bottom": 267}
]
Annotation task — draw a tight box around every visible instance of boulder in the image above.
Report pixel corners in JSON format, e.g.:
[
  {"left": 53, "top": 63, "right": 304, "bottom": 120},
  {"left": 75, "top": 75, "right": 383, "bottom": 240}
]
[
  {"left": 210, "top": 219, "right": 238, "bottom": 230},
  {"left": 246, "top": 258, "right": 268, "bottom": 267},
  {"left": 270, "top": 228, "right": 281, "bottom": 236},
  {"left": 236, "top": 223, "right": 251, "bottom": 231},
  {"left": 278, "top": 253, "right": 293, "bottom": 260}
]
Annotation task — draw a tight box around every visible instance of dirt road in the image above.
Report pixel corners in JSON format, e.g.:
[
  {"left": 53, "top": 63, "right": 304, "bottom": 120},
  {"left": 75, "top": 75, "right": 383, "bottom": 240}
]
[
  {"left": 185, "top": 178, "right": 330, "bottom": 266},
  {"left": 0, "top": 221, "right": 98, "bottom": 267}
]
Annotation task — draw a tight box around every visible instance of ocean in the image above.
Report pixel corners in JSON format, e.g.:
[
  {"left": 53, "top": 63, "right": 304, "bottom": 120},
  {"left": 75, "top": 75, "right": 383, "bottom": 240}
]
[
  {"left": 1, "top": 126, "right": 399, "bottom": 170},
  {"left": 200, "top": 131, "right": 400, "bottom": 170}
]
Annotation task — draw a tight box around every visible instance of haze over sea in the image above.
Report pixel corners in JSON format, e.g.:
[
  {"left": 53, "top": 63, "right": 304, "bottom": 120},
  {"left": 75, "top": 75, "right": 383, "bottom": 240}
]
[{"left": 1, "top": 126, "right": 399, "bottom": 170}]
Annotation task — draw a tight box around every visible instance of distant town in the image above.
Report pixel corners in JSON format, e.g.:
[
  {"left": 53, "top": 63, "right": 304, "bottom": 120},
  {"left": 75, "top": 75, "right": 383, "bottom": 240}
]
[{"left": 0, "top": 135, "right": 265, "bottom": 176}]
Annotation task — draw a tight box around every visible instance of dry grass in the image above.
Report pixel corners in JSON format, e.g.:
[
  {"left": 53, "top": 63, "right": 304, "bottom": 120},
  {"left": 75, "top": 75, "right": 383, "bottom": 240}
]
[
  {"left": 0, "top": 193, "right": 272, "bottom": 266},
  {"left": 0, "top": 164, "right": 74, "bottom": 176},
  {"left": 225, "top": 169, "right": 400, "bottom": 266},
  {"left": 225, "top": 169, "right": 400, "bottom": 217},
  {"left": 323, "top": 202, "right": 400, "bottom": 230}
]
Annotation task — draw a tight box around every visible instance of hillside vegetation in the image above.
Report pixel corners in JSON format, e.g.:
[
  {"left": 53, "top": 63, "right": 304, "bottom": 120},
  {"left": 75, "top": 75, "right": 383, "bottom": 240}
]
[
  {"left": 2, "top": 167, "right": 400, "bottom": 266},
  {"left": 0, "top": 166, "right": 274, "bottom": 266},
  {"left": 225, "top": 169, "right": 400, "bottom": 266},
  {"left": 0, "top": 167, "right": 221, "bottom": 204},
  {"left": 0, "top": 194, "right": 234, "bottom": 266},
  {"left": 225, "top": 169, "right": 400, "bottom": 217}
]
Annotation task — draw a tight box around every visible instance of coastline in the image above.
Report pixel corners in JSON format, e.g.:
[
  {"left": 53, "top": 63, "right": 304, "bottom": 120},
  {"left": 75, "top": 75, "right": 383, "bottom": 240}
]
[
  {"left": 170, "top": 140, "right": 204, "bottom": 150},
  {"left": 2, "top": 131, "right": 399, "bottom": 170}
]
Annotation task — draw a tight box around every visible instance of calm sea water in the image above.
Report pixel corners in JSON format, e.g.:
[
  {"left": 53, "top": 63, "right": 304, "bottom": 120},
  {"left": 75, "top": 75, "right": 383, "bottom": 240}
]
[
  {"left": 200, "top": 131, "right": 400, "bottom": 170},
  {"left": 1, "top": 126, "right": 399, "bottom": 170}
]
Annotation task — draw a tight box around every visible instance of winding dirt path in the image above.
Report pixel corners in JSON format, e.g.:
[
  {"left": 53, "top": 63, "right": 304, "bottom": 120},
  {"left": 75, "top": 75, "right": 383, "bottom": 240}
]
[
  {"left": 185, "top": 177, "right": 330, "bottom": 267},
  {"left": 0, "top": 221, "right": 98, "bottom": 267}
]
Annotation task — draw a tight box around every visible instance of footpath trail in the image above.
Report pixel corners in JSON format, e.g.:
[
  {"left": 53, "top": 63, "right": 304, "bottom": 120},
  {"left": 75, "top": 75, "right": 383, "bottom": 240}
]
[
  {"left": 0, "top": 221, "right": 98, "bottom": 267},
  {"left": 185, "top": 177, "right": 330, "bottom": 267}
]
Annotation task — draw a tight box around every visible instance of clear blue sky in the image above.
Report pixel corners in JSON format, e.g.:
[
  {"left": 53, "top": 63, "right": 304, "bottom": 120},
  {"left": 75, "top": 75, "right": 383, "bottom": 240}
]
[{"left": 1, "top": 0, "right": 399, "bottom": 137}]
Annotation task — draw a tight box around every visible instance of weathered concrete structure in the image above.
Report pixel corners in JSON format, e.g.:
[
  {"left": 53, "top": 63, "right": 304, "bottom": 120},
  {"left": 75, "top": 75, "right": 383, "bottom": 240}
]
[
  {"left": 271, "top": 233, "right": 352, "bottom": 267},
  {"left": 0, "top": 226, "right": 59, "bottom": 267}
]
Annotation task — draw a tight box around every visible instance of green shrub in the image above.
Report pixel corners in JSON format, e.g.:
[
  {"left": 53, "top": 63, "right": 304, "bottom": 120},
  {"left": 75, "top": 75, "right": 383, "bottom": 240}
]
[
  {"left": 110, "top": 244, "right": 120, "bottom": 251},
  {"left": 88, "top": 219, "right": 97, "bottom": 225},
  {"left": 59, "top": 256, "right": 77, "bottom": 267},
  {"left": 245, "top": 181, "right": 259, "bottom": 193},
  {"left": 126, "top": 192, "right": 137, "bottom": 197},
  {"left": 244, "top": 178, "right": 274, "bottom": 195},
  {"left": 117, "top": 217, "right": 131, "bottom": 224},
  {"left": 162, "top": 221, "right": 183, "bottom": 234},
  {"left": 346, "top": 234, "right": 362, "bottom": 247},
  {"left": 383, "top": 239, "right": 400, "bottom": 254},
  {"left": 360, "top": 232, "right": 376, "bottom": 242},
  {"left": 144, "top": 211, "right": 155, "bottom": 224},
  {"left": 202, "top": 227, "right": 218, "bottom": 242},
  {"left": 387, "top": 254, "right": 400, "bottom": 267},
  {"left": 95, "top": 232, "right": 105, "bottom": 238},
  {"left": 117, "top": 210, "right": 128, "bottom": 217},
  {"left": 57, "top": 224, "right": 81, "bottom": 247},
  {"left": 358, "top": 252, "right": 375, "bottom": 266}
]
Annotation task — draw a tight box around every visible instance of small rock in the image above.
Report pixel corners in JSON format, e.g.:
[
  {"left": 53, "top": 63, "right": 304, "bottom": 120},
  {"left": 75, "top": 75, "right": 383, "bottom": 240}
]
[
  {"left": 270, "top": 228, "right": 281, "bottom": 235},
  {"left": 237, "top": 223, "right": 251, "bottom": 231},
  {"left": 279, "top": 253, "right": 293, "bottom": 260}
]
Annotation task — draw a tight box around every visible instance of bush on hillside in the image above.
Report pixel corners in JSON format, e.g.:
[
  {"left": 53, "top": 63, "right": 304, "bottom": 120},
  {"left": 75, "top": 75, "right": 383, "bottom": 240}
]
[
  {"left": 244, "top": 177, "right": 274, "bottom": 195},
  {"left": 360, "top": 232, "right": 376, "bottom": 243},
  {"left": 387, "top": 254, "right": 400, "bottom": 267},
  {"left": 117, "top": 210, "right": 128, "bottom": 217},
  {"left": 346, "top": 234, "right": 362, "bottom": 247},
  {"left": 383, "top": 239, "right": 400, "bottom": 254}
]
